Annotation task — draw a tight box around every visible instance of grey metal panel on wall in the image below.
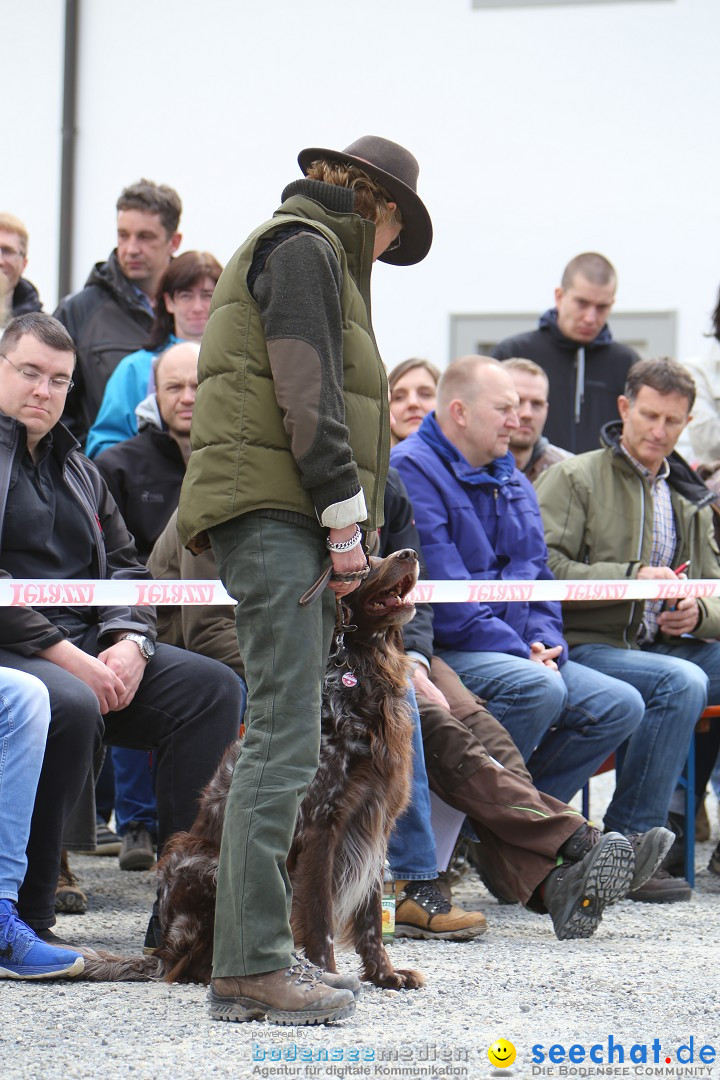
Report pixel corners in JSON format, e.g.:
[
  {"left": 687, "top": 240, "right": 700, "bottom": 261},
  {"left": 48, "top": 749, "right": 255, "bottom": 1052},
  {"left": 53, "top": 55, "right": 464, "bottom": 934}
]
[{"left": 450, "top": 311, "right": 677, "bottom": 363}]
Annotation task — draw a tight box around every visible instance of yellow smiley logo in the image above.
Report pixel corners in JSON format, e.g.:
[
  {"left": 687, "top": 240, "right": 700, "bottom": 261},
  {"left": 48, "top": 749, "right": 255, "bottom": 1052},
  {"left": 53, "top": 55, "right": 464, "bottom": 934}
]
[{"left": 488, "top": 1039, "right": 516, "bottom": 1068}]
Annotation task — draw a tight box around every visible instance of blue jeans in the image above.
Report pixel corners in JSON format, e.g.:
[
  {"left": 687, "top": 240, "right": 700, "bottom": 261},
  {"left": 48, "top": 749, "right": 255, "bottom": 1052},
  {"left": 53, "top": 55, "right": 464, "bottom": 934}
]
[
  {"left": 387, "top": 683, "right": 438, "bottom": 881},
  {"left": 0, "top": 669, "right": 51, "bottom": 901},
  {"left": 570, "top": 639, "right": 718, "bottom": 832},
  {"left": 437, "top": 650, "right": 644, "bottom": 804},
  {"left": 111, "top": 747, "right": 157, "bottom": 835}
]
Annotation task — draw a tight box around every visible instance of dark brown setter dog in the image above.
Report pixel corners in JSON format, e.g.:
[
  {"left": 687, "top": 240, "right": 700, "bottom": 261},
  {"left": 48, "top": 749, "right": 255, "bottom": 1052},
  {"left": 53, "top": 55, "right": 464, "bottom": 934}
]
[{"left": 82, "top": 550, "right": 424, "bottom": 991}]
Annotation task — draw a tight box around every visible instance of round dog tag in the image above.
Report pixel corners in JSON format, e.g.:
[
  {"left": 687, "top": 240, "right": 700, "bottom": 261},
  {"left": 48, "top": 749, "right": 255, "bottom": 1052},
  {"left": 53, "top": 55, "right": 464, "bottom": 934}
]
[{"left": 341, "top": 672, "right": 358, "bottom": 687}]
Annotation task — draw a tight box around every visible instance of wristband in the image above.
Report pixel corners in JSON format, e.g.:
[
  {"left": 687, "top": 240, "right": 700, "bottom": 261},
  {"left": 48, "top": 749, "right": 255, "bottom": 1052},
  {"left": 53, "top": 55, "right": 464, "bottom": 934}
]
[{"left": 326, "top": 525, "right": 362, "bottom": 553}]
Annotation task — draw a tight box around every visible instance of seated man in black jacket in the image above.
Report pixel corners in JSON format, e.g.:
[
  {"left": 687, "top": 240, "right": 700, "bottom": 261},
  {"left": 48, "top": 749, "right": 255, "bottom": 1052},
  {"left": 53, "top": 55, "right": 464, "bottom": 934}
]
[
  {"left": 0, "top": 313, "right": 241, "bottom": 943},
  {"left": 96, "top": 341, "right": 199, "bottom": 562},
  {"left": 93, "top": 340, "right": 200, "bottom": 870}
]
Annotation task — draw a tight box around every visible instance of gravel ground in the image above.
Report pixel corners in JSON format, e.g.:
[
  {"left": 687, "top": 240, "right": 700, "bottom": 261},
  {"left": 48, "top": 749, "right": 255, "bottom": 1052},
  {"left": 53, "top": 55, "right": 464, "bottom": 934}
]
[{"left": 4, "top": 775, "right": 720, "bottom": 1080}]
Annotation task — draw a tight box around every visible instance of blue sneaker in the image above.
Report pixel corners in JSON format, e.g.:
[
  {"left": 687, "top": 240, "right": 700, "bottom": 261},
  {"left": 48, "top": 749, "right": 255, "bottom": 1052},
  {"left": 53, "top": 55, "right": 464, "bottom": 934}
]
[{"left": 0, "top": 900, "right": 84, "bottom": 979}]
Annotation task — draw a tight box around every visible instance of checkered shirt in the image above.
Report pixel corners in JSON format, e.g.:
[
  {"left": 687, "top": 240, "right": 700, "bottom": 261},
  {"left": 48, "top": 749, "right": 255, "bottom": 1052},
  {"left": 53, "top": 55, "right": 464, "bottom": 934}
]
[{"left": 620, "top": 444, "right": 676, "bottom": 643}]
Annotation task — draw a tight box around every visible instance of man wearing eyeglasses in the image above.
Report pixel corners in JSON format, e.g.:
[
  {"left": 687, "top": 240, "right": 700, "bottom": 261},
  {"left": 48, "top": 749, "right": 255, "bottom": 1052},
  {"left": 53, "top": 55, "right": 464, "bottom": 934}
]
[
  {"left": 0, "top": 311, "right": 241, "bottom": 947},
  {"left": 0, "top": 213, "right": 42, "bottom": 324}
]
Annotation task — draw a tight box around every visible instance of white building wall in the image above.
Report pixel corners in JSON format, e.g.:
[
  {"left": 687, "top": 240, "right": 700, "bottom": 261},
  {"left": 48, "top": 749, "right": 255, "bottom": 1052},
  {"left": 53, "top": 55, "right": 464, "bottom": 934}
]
[{"left": 5, "top": 0, "right": 720, "bottom": 369}]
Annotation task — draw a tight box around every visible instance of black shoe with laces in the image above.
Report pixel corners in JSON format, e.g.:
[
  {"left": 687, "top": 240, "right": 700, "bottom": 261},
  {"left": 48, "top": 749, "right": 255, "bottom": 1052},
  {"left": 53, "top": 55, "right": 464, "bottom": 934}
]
[{"left": 543, "top": 831, "right": 634, "bottom": 940}]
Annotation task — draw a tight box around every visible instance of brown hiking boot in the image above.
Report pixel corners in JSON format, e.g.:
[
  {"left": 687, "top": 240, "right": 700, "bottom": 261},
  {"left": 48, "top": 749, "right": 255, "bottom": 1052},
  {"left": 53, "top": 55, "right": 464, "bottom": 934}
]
[
  {"left": 54, "top": 851, "right": 88, "bottom": 915},
  {"left": 208, "top": 961, "right": 356, "bottom": 1026},
  {"left": 394, "top": 879, "right": 487, "bottom": 940}
]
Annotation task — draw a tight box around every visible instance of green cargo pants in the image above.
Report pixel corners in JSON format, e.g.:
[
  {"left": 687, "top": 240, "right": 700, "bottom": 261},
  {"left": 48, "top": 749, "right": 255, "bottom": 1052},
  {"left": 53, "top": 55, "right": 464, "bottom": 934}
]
[{"left": 209, "top": 512, "right": 336, "bottom": 977}]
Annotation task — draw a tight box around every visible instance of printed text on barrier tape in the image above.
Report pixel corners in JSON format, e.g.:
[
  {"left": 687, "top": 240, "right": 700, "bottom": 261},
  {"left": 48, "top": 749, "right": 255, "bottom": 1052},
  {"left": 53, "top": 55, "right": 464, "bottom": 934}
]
[{"left": 0, "top": 579, "right": 718, "bottom": 606}]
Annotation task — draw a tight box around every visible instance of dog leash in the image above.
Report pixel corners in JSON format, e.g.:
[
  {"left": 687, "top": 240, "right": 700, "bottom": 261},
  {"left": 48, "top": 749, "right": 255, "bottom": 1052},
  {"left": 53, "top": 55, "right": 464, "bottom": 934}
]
[{"left": 298, "top": 561, "right": 371, "bottom": 606}]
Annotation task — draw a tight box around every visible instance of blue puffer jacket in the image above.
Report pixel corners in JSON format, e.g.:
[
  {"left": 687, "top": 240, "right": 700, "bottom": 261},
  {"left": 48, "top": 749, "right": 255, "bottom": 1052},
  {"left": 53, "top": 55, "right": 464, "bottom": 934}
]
[{"left": 391, "top": 412, "right": 567, "bottom": 662}]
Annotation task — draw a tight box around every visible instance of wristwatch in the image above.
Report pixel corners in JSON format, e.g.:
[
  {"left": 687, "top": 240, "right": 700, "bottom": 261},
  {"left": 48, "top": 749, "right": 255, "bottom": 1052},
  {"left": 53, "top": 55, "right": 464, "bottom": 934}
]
[{"left": 120, "top": 633, "right": 156, "bottom": 661}]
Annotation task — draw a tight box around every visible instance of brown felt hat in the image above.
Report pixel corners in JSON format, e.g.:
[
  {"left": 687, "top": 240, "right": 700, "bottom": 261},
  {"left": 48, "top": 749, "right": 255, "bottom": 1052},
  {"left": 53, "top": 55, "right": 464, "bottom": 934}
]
[{"left": 297, "top": 135, "right": 433, "bottom": 266}]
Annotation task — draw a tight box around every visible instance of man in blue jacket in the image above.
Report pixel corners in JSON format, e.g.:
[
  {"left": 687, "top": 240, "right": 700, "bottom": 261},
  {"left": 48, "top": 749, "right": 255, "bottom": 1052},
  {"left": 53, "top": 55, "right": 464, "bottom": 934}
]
[{"left": 391, "top": 356, "right": 647, "bottom": 817}]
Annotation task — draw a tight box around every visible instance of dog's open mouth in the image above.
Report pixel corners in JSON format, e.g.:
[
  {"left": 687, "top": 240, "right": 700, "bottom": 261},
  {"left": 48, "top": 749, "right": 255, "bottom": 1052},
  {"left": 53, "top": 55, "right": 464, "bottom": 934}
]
[{"left": 364, "top": 572, "right": 417, "bottom": 615}]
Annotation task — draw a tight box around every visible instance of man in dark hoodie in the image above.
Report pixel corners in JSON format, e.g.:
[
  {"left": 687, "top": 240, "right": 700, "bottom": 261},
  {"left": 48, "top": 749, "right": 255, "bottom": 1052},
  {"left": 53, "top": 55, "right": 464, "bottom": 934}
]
[
  {"left": 493, "top": 252, "right": 639, "bottom": 454},
  {"left": 54, "top": 180, "right": 182, "bottom": 443}
]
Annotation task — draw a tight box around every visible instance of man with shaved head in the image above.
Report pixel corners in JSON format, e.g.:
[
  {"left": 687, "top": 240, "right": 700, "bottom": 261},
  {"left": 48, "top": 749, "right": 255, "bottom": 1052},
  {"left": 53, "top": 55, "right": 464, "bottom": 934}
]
[{"left": 493, "top": 253, "right": 639, "bottom": 453}]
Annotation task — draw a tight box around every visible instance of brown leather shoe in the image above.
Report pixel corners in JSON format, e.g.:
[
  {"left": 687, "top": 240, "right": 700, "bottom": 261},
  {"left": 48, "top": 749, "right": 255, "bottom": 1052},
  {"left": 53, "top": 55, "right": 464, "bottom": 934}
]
[
  {"left": 208, "top": 961, "right": 356, "bottom": 1026},
  {"left": 627, "top": 865, "right": 692, "bottom": 903},
  {"left": 394, "top": 879, "right": 487, "bottom": 940},
  {"left": 54, "top": 851, "right": 88, "bottom": 915}
]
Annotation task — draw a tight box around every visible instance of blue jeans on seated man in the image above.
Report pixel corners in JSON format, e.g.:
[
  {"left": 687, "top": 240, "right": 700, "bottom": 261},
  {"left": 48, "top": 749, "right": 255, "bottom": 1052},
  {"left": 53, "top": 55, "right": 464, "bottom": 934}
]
[
  {"left": 436, "top": 650, "right": 644, "bottom": 806},
  {"left": 570, "top": 639, "right": 719, "bottom": 834},
  {"left": 387, "top": 682, "right": 438, "bottom": 882},
  {"left": 0, "top": 670, "right": 51, "bottom": 903}
]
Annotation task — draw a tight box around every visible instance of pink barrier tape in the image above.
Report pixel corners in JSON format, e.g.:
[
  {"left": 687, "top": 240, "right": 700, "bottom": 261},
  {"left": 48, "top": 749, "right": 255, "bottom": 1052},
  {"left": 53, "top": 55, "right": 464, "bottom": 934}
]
[{"left": 0, "top": 578, "right": 716, "bottom": 606}]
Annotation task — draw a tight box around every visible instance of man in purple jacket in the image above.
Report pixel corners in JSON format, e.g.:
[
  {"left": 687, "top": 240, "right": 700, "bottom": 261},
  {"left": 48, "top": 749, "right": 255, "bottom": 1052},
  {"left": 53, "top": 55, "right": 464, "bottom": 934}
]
[{"left": 391, "top": 355, "right": 644, "bottom": 809}]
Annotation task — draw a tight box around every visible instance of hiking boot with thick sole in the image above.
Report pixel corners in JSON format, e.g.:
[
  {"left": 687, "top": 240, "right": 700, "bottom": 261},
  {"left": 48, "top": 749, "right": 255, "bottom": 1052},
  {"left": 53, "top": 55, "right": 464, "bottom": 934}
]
[
  {"left": 626, "top": 828, "right": 675, "bottom": 889},
  {"left": 55, "top": 851, "right": 88, "bottom": 915},
  {"left": 119, "top": 824, "right": 156, "bottom": 872},
  {"left": 544, "top": 831, "right": 634, "bottom": 940},
  {"left": 208, "top": 962, "right": 356, "bottom": 1026},
  {"left": 394, "top": 879, "right": 487, "bottom": 941},
  {"left": 0, "top": 900, "right": 84, "bottom": 980},
  {"left": 563, "top": 824, "right": 675, "bottom": 892}
]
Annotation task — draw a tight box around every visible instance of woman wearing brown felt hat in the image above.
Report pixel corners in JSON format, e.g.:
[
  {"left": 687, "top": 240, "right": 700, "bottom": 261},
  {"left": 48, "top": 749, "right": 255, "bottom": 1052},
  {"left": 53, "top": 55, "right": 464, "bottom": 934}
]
[{"left": 179, "top": 133, "right": 431, "bottom": 1027}]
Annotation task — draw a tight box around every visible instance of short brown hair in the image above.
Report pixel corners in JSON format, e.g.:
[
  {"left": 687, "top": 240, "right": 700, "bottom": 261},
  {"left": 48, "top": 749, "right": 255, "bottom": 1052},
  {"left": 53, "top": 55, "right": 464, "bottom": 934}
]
[
  {"left": 1, "top": 312, "right": 76, "bottom": 359},
  {"left": 304, "top": 160, "right": 402, "bottom": 230},
  {"left": 116, "top": 179, "right": 182, "bottom": 235},
  {"left": 501, "top": 356, "right": 549, "bottom": 389},
  {"left": 387, "top": 357, "right": 440, "bottom": 394},
  {"left": 624, "top": 357, "right": 696, "bottom": 411},
  {"left": 561, "top": 252, "right": 616, "bottom": 290},
  {"left": 0, "top": 213, "right": 29, "bottom": 255}
]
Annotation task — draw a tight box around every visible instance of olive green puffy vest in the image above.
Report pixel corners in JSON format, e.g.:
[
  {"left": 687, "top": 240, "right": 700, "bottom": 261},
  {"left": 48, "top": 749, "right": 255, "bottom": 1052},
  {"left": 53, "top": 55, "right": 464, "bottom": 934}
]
[{"left": 178, "top": 193, "right": 390, "bottom": 548}]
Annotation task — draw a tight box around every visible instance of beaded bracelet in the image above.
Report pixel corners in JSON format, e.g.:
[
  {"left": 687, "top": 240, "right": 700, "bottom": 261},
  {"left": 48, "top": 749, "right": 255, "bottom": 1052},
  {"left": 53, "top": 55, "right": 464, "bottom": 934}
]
[{"left": 326, "top": 524, "right": 362, "bottom": 553}]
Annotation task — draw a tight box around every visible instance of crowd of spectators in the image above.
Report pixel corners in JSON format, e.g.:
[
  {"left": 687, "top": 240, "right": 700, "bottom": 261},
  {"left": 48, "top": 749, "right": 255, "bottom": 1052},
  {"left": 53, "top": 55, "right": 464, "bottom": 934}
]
[{"left": 1, "top": 159, "right": 720, "bottom": 1031}]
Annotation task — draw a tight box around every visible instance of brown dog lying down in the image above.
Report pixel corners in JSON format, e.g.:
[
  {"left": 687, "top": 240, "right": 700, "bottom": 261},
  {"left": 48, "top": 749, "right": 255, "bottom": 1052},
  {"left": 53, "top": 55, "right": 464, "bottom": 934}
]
[{"left": 81, "top": 550, "right": 424, "bottom": 990}]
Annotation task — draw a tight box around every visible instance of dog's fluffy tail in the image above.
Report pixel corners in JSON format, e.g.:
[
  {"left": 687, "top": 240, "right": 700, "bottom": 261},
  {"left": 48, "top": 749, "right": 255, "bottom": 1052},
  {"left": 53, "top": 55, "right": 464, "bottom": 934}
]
[{"left": 79, "top": 948, "right": 165, "bottom": 982}]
